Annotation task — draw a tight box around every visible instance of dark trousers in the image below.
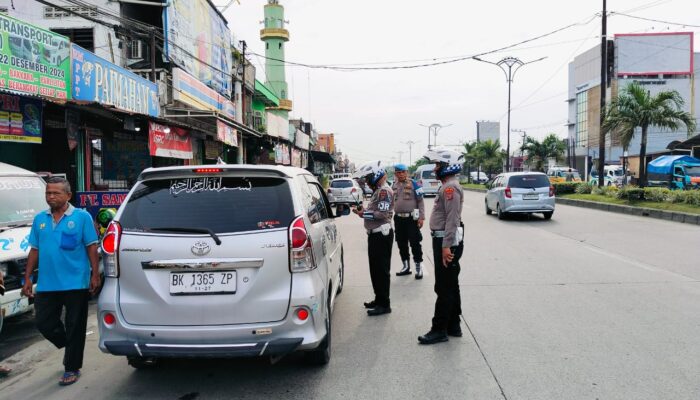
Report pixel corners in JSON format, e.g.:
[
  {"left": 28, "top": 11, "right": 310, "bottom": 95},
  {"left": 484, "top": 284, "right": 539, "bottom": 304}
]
[
  {"left": 367, "top": 230, "right": 394, "bottom": 307},
  {"left": 35, "top": 289, "right": 90, "bottom": 372},
  {"left": 431, "top": 237, "right": 463, "bottom": 331},
  {"left": 394, "top": 216, "right": 423, "bottom": 263}
]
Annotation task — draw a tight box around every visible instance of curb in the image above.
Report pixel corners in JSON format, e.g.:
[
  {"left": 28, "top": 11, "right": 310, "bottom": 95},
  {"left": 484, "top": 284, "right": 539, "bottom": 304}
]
[{"left": 462, "top": 186, "right": 700, "bottom": 226}]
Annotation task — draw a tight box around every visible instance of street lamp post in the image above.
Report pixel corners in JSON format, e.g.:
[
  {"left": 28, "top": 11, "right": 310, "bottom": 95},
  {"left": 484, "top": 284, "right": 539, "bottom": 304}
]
[
  {"left": 473, "top": 56, "right": 545, "bottom": 172},
  {"left": 419, "top": 123, "right": 452, "bottom": 150}
]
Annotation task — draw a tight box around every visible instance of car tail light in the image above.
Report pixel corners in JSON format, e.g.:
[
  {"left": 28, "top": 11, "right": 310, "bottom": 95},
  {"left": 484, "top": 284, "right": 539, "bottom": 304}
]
[
  {"left": 327, "top": 188, "right": 332, "bottom": 194},
  {"left": 549, "top": 185, "right": 555, "bottom": 197},
  {"left": 103, "top": 312, "right": 116, "bottom": 326},
  {"left": 289, "top": 216, "right": 316, "bottom": 273},
  {"left": 351, "top": 188, "right": 357, "bottom": 193},
  {"left": 193, "top": 167, "right": 223, "bottom": 173},
  {"left": 296, "top": 308, "right": 309, "bottom": 321},
  {"left": 101, "top": 221, "right": 122, "bottom": 277},
  {"left": 504, "top": 187, "right": 512, "bottom": 198}
]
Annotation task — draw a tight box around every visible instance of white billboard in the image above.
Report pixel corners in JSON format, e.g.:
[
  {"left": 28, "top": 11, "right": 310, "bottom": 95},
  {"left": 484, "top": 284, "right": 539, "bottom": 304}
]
[{"left": 616, "top": 33, "right": 693, "bottom": 76}]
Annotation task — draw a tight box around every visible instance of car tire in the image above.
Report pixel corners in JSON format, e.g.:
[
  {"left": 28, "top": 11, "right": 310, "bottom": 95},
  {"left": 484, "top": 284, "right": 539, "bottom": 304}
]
[
  {"left": 485, "top": 201, "right": 492, "bottom": 215},
  {"left": 305, "top": 295, "right": 331, "bottom": 366},
  {"left": 127, "top": 356, "right": 157, "bottom": 369},
  {"left": 336, "top": 249, "right": 344, "bottom": 295},
  {"left": 497, "top": 203, "right": 506, "bottom": 220},
  {"left": 543, "top": 212, "right": 553, "bottom": 220}
]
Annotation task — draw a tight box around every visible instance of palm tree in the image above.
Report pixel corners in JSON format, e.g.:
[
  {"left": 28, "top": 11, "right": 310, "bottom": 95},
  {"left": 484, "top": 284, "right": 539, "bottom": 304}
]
[
  {"left": 462, "top": 141, "right": 478, "bottom": 182},
  {"left": 520, "top": 134, "right": 567, "bottom": 172},
  {"left": 475, "top": 139, "right": 505, "bottom": 178},
  {"left": 603, "top": 82, "right": 696, "bottom": 187}
]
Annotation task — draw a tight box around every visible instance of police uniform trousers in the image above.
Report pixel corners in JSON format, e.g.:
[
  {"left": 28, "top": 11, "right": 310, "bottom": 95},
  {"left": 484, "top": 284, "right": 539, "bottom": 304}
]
[
  {"left": 367, "top": 230, "right": 394, "bottom": 307},
  {"left": 431, "top": 237, "right": 463, "bottom": 331},
  {"left": 394, "top": 215, "right": 423, "bottom": 263}
]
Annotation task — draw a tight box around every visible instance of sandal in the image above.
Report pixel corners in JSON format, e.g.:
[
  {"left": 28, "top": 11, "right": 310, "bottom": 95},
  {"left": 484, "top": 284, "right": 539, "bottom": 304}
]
[{"left": 59, "top": 370, "right": 81, "bottom": 386}]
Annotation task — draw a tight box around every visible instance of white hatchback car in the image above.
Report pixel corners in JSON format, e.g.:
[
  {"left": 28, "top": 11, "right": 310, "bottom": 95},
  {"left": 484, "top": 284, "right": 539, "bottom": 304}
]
[
  {"left": 98, "top": 165, "right": 345, "bottom": 367},
  {"left": 485, "top": 172, "right": 555, "bottom": 220}
]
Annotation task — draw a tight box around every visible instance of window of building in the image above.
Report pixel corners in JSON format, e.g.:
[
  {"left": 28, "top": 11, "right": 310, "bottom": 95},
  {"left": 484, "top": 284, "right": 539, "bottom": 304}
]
[
  {"left": 44, "top": 6, "right": 97, "bottom": 19},
  {"left": 129, "top": 39, "right": 143, "bottom": 59},
  {"left": 576, "top": 91, "right": 588, "bottom": 147},
  {"left": 266, "top": 43, "right": 269, "bottom": 49},
  {"left": 0, "top": 6, "right": 8, "bottom": 14},
  {"left": 278, "top": 43, "right": 282, "bottom": 49},
  {"left": 51, "top": 28, "right": 94, "bottom": 52}
]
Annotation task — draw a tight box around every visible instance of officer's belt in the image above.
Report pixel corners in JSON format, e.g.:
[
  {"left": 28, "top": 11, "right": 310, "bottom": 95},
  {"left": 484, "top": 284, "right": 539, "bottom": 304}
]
[
  {"left": 431, "top": 230, "right": 446, "bottom": 238},
  {"left": 395, "top": 212, "right": 412, "bottom": 218},
  {"left": 367, "top": 223, "right": 391, "bottom": 234}
]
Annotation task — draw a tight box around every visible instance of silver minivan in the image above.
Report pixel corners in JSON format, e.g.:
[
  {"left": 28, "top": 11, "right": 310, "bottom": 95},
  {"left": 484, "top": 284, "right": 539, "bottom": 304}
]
[
  {"left": 485, "top": 172, "right": 555, "bottom": 220},
  {"left": 414, "top": 165, "right": 441, "bottom": 196},
  {"left": 98, "top": 165, "right": 345, "bottom": 367}
]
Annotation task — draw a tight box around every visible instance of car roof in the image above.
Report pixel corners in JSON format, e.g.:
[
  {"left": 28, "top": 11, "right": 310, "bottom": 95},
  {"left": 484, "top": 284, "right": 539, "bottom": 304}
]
[
  {"left": 138, "top": 164, "right": 313, "bottom": 181},
  {"left": 497, "top": 172, "right": 547, "bottom": 177},
  {"left": 416, "top": 165, "right": 435, "bottom": 170},
  {"left": 0, "top": 162, "right": 40, "bottom": 177}
]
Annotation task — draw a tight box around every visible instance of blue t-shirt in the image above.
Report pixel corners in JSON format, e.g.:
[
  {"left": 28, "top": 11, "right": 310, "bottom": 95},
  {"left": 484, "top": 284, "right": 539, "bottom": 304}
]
[{"left": 28, "top": 204, "right": 99, "bottom": 292}]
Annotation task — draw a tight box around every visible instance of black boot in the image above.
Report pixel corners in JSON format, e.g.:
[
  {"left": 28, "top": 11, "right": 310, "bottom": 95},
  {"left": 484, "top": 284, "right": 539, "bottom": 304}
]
[
  {"left": 418, "top": 330, "right": 448, "bottom": 345},
  {"left": 363, "top": 300, "right": 376, "bottom": 309},
  {"left": 396, "top": 260, "right": 411, "bottom": 276},
  {"left": 414, "top": 262, "right": 423, "bottom": 279},
  {"left": 367, "top": 306, "right": 392, "bottom": 316},
  {"left": 447, "top": 324, "right": 463, "bottom": 337}
]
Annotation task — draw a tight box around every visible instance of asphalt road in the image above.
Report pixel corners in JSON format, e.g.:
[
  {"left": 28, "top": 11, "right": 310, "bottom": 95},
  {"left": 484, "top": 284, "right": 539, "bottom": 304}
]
[{"left": 1, "top": 191, "right": 699, "bottom": 399}]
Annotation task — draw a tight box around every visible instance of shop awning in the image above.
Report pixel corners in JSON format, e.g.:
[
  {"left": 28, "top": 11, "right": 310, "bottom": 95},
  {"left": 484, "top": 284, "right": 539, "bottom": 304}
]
[
  {"left": 310, "top": 150, "right": 335, "bottom": 164},
  {"left": 254, "top": 80, "right": 280, "bottom": 107},
  {"left": 161, "top": 107, "right": 262, "bottom": 138}
]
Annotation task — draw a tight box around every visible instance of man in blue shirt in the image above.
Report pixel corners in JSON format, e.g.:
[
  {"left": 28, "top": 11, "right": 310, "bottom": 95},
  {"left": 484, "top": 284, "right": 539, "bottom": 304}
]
[{"left": 22, "top": 177, "right": 100, "bottom": 386}]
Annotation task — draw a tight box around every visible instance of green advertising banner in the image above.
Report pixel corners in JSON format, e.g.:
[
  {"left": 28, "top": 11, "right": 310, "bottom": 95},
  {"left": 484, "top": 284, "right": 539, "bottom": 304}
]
[{"left": 0, "top": 14, "right": 70, "bottom": 99}]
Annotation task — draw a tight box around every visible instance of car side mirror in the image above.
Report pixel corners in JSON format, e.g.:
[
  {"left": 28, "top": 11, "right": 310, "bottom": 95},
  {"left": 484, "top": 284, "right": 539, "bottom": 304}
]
[{"left": 334, "top": 204, "right": 351, "bottom": 217}]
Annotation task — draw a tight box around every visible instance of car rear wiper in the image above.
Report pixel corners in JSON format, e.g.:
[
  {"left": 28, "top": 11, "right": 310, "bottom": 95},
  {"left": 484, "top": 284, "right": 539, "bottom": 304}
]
[{"left": 149, "top": 227, "right": 222, "bottom": 245}]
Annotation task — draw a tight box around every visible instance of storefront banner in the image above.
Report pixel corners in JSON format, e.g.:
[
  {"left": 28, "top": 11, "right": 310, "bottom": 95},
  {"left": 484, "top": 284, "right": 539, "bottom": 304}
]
[
  {"left": 0, "top": 14, "right": 70, "bottom": 99},
  {"left": 292, "top": 149, "right": 301, "bottom": 168},
  {"left": 149, "top": 122, "right": 193, "bottom": 159},
  {"left": 204, "top": 139, "right": 222, "bottom": 160},
  {"left": 216, "top": 120, "right": 238, "bottom": 147},
  {"left": 76, "top": 191, "right": 129, "bottom": 219},
  {"left": 102, "top": 131, "right": 151, "bottom": 181},
  {"left": 0, "top": 93, "right": 42, "bottom": 143},
  {"left": 172, "top": 68, "right": 235, "bottom": 119},
  {"left": 163, "top": 0, "right": 232, "bottom": 96},
  {"left": 71, "top": 45, "right": 159, "bottom": 117}
]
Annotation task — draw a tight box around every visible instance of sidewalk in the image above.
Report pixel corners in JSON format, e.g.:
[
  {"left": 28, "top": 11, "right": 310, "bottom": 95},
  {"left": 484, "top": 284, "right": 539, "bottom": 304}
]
[{"left": 462, "top": 187, "right": 700, "bottom": 226}]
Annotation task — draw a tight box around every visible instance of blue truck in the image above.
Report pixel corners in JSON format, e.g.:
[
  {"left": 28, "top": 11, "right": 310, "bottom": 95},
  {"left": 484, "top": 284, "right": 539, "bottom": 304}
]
[{"left": 647, "top": 155, "right": 700, "bottom": 190}]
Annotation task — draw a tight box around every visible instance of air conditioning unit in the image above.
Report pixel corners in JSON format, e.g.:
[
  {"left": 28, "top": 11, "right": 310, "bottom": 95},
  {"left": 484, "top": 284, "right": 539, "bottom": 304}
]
[{"left": 129, "top": 40, "right": 143, "bottom": 60}]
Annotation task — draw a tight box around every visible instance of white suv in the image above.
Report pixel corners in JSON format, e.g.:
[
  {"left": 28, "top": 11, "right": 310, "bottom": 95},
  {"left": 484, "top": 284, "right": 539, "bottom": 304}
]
[{"left": 98, "top": 165, "right": 345, "bottom": 367}]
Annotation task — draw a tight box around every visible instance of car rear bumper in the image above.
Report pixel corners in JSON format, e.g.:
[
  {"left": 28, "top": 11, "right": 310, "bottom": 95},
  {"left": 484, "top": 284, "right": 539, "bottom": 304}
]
[
  {"left": 103, "top": 337, "right": 304, "bottom": 358},
  {"left": 503, "top": 198, "right": 555, "bottom": 213}
]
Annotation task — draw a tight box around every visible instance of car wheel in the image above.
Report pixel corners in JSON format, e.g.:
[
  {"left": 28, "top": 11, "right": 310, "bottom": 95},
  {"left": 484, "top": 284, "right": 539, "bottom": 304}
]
[
  {"left": 336, "top": 249, "right": 345, "bottom": 295},
  {"left": 543, "top": 212, "right": 553, "bottom": 220},
  {"left": 306, "top": 294, "right": 331, "bottom": 366},
  {"left": 497, "top": 203, "right": 506, "bottom": 220},
  {"left": 485, "top": 201, "right": 492, "bottom": 215},
  {"left": 127, "top": 356, "right": 157, "bottom": 369}
]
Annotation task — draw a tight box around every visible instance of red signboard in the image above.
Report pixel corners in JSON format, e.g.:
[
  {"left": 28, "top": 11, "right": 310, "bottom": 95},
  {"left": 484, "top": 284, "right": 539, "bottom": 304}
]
[{"left": 148, "top": 122, "right": 193, "bottom": 159}]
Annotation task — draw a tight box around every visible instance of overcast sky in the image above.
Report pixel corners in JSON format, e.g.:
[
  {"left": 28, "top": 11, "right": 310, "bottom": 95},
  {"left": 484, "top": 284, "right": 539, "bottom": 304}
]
[{"left": 223, "top": 0, "right": 698, "bottom": 165}]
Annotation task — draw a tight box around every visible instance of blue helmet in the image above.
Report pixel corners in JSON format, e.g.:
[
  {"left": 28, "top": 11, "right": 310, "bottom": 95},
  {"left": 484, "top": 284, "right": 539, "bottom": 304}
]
[
  {"left": 394, "top": 163, "right": 408, "bottom": 172},
  {"left": 353, "top": 160, "right": 386, "bottom": 187},
  {"left": 423, "top": 148, "right": 464, "bottom": 178}
]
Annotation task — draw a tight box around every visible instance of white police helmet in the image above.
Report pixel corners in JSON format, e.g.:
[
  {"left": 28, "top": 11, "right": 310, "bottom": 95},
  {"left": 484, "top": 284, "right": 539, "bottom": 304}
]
[
  {"left": 423, "top": 148, "right": 464, "bottom": 178},
  {"left": 353, "top": 160, "right": 386, "bottom": 186}
]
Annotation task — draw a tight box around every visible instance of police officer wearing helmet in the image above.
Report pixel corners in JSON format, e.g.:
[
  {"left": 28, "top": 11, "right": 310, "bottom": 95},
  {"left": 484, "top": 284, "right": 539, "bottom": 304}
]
[
  {"left": 352, "top": 161, "right": 394, "bottom": 316},
  {"left": 392, "top": 163, "right": 425, "bottom": 279},
  {"left": 418, "top": 148, "right": 465, "bottom": 344}
]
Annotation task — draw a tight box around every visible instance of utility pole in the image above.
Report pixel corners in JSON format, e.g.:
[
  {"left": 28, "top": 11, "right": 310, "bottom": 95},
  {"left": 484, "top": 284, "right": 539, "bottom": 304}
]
[
  {"left": 240, "top": 40, "right": 247, "bottom": 126},
  {"left": 149, "top": 29, "right": 156, "bottom": 83},
  {"left": 474, "top": 56, "right": 546, "bottom": 172},
  {"left": 511, "top": 129, "right": 527, "bottom": 171},
  {"left": 402, "top": 140, "right": 417, "bottom": 165},
  {"left": 597, "top": 0, "right": 608, "bottom": 187}
]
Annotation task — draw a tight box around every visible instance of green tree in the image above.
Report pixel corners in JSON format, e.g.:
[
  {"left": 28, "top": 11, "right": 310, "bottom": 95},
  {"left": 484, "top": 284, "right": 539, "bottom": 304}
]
[
  {"left": 474, "top": 140, "right": 505, "bottom": 178},
  {"left": 520, "top": 134, "right": 567, "bottom": 172},
  {"left": 462, "top": 141, "right": 478, "bottom": 182},
  {"left": 409, "top": 158, "right": 429, "bottom": 174},
  {"left": 603, "top": 81, "right": 696, "bottom": 187}
]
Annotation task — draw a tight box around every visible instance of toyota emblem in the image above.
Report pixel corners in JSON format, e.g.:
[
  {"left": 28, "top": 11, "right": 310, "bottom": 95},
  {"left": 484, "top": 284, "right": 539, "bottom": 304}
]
[{"left": 191, "top": 241, "right": 211, "bottom": 256}]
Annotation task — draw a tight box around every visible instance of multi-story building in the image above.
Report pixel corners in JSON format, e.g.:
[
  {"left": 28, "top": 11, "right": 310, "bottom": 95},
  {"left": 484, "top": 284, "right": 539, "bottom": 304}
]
[{"left": 568, "top": 32, "right": 699, "bottom": 178}]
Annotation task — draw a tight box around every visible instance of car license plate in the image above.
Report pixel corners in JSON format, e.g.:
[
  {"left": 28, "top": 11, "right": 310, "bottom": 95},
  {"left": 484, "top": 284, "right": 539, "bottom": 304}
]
[
  {"left": 522, "top": 194, "right": 539, "bottom": 200},
  {"left": 431, "top": 182, "right": 438, "bottom": 187},
  {"left": 170, "top": 271, "right": 237, "bottom": 295}
]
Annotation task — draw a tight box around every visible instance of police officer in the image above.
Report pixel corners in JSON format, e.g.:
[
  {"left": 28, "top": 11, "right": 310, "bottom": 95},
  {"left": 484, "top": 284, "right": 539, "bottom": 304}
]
[
  {"left": 353, "top": 161, "right": 394, "bottom": 316},
  {"left": 418, "top": 149, "right": 465, "bottom": 344},
  {"left": 392, "top": 164, "right": 425, "bottom": 279}
]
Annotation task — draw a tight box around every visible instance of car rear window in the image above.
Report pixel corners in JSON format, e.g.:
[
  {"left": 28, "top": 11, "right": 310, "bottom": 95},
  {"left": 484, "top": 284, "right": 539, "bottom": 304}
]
[
  {"left": 330, "top": 180, "right": 353, "bottom": 188},
  {"left": 119, "top": 176, "right": 295, "bottom": 234},
  {"left": 421, "top": 170, "right": 435, "bottom": 179},
  {"left": 508, "top": 175, "right": 550, "bottom": 188}
]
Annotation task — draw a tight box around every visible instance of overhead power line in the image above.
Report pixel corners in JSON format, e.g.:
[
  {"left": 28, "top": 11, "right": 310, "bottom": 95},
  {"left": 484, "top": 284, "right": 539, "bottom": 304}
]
[{"left": 610, "top": 11, "right": 700, "bottom": 28}]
